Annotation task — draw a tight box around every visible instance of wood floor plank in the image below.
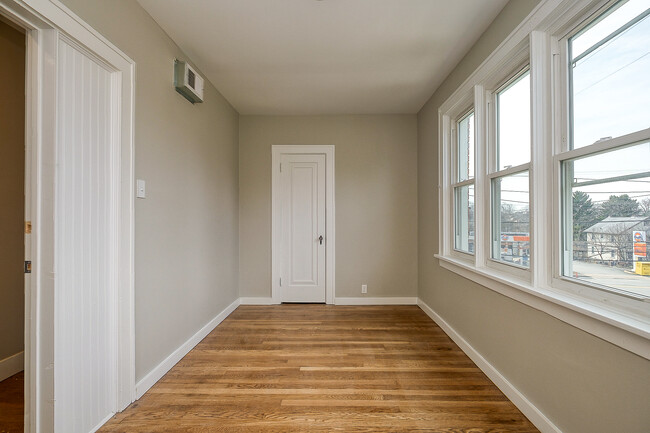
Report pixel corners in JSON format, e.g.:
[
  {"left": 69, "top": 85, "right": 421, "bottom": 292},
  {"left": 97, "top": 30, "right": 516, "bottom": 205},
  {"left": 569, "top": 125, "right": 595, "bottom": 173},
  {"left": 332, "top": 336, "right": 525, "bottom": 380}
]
[
  {"left": 98, "top": 305, "right": 538, "bottom": 432},
  {"left": 0, "top": 371, "right": 24, "bottom": 433}
]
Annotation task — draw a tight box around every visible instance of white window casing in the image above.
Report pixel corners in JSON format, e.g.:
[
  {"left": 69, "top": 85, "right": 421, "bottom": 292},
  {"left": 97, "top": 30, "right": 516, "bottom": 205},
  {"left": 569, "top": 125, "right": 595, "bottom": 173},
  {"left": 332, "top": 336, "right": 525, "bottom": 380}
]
[{"left": 437, "top": 0, "right": 650, "bottom": 360}]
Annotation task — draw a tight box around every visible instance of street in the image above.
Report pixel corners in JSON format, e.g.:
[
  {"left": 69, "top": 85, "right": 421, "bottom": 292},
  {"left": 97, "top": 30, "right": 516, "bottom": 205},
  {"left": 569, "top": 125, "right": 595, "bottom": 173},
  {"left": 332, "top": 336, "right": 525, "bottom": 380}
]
[{"left": 573, "top": 260, "right": 650, "bottom": 297}]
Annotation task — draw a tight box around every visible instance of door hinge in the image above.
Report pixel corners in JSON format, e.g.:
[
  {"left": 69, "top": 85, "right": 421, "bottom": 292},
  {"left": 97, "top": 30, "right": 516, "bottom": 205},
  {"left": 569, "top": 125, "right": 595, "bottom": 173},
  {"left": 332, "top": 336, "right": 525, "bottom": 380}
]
[
  {"left": 25, "top": 261, "right": 32, "bottom": 274},
  {"left": 25, "top": 221, "right": 32, "bottom": 234},
  {"left": 280, "top": 163, "right": 282, "bottom": 172},
  {"left": 279, "top": 277, "right": 282, "bottom": 287}
]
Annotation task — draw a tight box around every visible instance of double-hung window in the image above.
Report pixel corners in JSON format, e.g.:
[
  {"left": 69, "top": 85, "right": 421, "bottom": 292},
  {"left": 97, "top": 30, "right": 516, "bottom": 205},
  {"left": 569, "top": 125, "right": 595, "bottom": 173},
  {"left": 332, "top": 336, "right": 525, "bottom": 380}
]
[
  {"left": 453, "top": 110, "right": 475, "bottom": 255},
  {"left": 490, "top": 69, "right": 531, "bottom": 270},
  {"left": 559, "top": 0, "right": 650, "bottom": 299},
  {"left": 438, "top": 0, "right": 650, "bottom": 358}
]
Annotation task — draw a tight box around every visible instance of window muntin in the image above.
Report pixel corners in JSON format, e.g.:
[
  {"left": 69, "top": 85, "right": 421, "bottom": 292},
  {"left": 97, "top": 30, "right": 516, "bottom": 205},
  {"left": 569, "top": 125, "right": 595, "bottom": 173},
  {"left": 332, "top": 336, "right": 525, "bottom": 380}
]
[
  {"left": 491, "top": 171, "right": 530, "bottom": 268},
  {"left": 569, "top": 0, "right": 650, "bottom": 150},
  {"left": 457, "top": 111, "right": 475, "bottom": 182},
  {"left": 562, "top": 140, "right": 650, "bottom": 298},
  {"left": 454, "top": 184, "right": 475, "bottom": 254},
  {"left": 497, "top": 70, "right": 531, "bottom": 170}
]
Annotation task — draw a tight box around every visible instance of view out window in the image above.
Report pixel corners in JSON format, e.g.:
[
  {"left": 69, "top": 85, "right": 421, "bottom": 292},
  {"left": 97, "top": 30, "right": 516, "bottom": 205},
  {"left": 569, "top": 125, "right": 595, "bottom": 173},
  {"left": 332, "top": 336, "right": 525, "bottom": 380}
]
[
  {"left": 562, "top": 141, "right": 650, "bottom": 297},
  {"left": 457, "top": 111, "right": 475, "bottom": 182},
  {"left": 492, "top": 171, "right": 530, "bottom": 267},
  {"left": 497, "top": 71, "right": 531, "bottom": 170},
  {"left": 438, "top": 0, "right": 650, "bottom": 353},
  {"left": 491, "top": 70, "right": 531, "bottom": 268},
  {"left": 454, "top": 111, "right": 475, "bottom": 254},
  {"left": 570, "top": 0, "right": 650, "bottom": 149},
  {"left": 563, "top": 0, "right": 650, "bottom": 297}
]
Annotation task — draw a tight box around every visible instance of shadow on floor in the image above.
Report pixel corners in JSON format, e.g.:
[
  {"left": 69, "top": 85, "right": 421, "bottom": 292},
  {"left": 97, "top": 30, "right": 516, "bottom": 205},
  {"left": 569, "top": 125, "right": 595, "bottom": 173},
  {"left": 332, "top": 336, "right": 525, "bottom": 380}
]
[{"left": 0, "top": 371, "right": 23, "bottom": 433}]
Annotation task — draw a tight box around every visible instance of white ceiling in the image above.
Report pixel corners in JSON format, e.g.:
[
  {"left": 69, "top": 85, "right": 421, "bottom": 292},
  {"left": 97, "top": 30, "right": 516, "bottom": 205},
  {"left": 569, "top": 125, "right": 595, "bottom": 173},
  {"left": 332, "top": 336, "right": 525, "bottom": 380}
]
[{"left": 137, "top": 0, "right": 509, "bottom": 115}]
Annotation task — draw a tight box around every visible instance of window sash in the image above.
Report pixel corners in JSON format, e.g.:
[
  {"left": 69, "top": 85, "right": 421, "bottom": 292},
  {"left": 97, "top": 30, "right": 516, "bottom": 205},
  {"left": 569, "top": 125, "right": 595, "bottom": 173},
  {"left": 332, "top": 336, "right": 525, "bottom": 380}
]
[
  {"left": 490, "top": 170, "right": 531, "bottom": 269},
  {"left": 494, "top": 67, "right": 532, "bottom": 172},
  {"left": 437, "top": 0, "right": 650, "bottom": 360},
  {"left": 453, "top": 183, "right": 475, "bottom": 255},
  {"left": 456, "top": 110, "right": 475, "bottom": 183}
]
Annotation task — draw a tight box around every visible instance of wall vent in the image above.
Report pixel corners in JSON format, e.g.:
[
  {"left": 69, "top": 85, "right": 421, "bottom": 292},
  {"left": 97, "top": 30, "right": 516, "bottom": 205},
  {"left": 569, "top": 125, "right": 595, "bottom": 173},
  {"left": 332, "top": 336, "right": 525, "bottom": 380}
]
[{"left": 174, "top": 60, "right": 204, "bottom": 104}]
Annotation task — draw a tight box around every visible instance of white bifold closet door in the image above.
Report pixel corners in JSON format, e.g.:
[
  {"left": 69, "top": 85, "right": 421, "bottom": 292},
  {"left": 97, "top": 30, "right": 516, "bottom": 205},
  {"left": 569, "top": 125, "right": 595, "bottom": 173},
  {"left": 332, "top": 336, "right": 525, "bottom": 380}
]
[{"left": 54, "top": 38, "right": 119, "bottom": 432}]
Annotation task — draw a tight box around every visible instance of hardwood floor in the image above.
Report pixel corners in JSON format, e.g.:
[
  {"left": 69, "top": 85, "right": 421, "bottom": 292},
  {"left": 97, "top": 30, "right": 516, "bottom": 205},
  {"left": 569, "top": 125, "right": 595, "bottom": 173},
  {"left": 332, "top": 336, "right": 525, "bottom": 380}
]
[
  {"left": 100, "top": 305, "right": 538, "bottom": 432},
  {"left": 0, "top": 371, "right": 23, "bottom": 433}
]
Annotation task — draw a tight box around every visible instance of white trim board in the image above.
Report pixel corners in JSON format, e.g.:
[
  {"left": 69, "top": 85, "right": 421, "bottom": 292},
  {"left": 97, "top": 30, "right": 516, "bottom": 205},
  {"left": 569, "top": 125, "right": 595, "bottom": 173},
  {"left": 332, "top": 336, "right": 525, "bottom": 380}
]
[
  {"left": 436, "top": 0, "right": 650, "bottom": 360},
  {"left": 239, "top": 297, "right": 275, "bottom": 305},
  {"left": 240, "top": 297, "right": 419, "bottom": 306},
  {"left": 135, "top": 298, "right": 240, "bottom": 399},
  {"left": 89, "top": 412, "right": 116, "bottom": 433},
  {"left": 0, "top": 351, "right": 24, "bottom": 382},
  {"left": 0, "top": 1, "right": 136, "bottom": 430},
  {"left": 437, "top": 255, "right": 650, "bottom": 360},
  {"left": 335, "top": 297, "right": 418, "bottom": 305},
  {"left": 417, "top": 299, "right": 561, "bottom": 433}
]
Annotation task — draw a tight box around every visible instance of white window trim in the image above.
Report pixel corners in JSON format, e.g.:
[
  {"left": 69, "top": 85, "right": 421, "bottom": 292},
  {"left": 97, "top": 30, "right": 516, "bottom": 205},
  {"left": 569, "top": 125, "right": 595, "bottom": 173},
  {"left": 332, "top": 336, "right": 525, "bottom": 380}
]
[
  {"left": 438, "top": 0, "right": 650, "bottom": 361},
  {"left": 443, "top": 92, "right": 476, "bottom": 263}
]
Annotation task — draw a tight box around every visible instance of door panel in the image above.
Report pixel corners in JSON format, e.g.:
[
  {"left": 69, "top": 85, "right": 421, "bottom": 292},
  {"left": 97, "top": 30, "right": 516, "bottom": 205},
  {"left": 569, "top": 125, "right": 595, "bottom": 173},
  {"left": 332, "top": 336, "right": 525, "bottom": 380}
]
[
  {"left": 54, "top": 38, "right": 117, "bottom": 432},
  {"left": 281, "top": 154, "right": 326, "bottom": 302}
]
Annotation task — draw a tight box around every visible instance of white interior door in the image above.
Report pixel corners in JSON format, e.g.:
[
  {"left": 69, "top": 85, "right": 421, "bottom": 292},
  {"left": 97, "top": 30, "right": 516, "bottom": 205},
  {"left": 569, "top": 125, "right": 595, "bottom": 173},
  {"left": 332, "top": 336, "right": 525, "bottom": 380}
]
[
  {"left": 54, "top": 37, "right": 119, "bottom": 433},
  {"left": 280, "top": 154, "right": 326, "bottom": 303}
]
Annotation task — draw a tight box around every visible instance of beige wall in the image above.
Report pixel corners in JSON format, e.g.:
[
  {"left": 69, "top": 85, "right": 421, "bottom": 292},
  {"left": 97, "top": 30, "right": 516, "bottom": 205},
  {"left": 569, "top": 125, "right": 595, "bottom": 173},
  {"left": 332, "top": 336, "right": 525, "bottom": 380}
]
[
  {"left": 417, "top": 1, "right": 650, "bottom": 432},
  {"left": 240, "top": 115, "right": 417, "bottom": 299},
  {"left": 59, "top": 0, "right": 240, "bottom": 381},
  {"left": 0, "top": 19, "right": 25, "bottom": 363}
]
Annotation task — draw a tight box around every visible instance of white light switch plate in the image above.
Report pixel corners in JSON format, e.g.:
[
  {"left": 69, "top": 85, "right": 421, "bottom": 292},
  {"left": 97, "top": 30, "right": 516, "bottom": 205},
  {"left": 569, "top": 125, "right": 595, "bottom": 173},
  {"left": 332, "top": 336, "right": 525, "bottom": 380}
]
[{"left": 136, "top": 179, "right": 146, "bottom": 198}]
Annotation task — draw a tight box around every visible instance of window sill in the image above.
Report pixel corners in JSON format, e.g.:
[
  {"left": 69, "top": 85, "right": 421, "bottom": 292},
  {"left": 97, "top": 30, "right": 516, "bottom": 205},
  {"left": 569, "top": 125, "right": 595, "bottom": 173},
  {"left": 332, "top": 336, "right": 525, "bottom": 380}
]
[{"left": 434, "top": 254, "right": 650, "bottom": 360}]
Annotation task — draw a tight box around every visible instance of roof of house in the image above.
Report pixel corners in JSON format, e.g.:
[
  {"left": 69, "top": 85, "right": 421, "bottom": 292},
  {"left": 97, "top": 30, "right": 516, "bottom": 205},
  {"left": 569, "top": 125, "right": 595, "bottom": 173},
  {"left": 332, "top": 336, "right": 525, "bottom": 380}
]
[{"left": 584, "top": 216, "right": 649, "bottom": 234}]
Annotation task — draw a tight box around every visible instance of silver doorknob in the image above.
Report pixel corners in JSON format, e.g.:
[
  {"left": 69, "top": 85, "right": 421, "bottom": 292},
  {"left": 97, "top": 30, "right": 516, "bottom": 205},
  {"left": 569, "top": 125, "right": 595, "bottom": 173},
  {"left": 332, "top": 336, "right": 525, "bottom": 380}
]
[{"left": 318, "top": 235, "right": 324, "bottom": 245}]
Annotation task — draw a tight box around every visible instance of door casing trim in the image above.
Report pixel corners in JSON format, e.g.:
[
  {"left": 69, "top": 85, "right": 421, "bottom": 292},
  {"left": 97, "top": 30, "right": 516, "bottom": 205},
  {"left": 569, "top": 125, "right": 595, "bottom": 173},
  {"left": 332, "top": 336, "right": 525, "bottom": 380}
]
[
  {"left": 272, "top": 145, "right": 335, "bottom": 304},
  {"left": 0, "top": 1, "right": 136, "bottom": 430}
]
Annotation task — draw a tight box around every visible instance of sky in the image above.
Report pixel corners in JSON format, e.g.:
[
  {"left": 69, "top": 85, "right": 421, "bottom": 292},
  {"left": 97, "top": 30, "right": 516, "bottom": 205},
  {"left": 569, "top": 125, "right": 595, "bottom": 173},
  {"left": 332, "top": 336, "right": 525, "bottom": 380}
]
[
  {"left": 570, "top": 0, "right": 650, "bottom": 204},
  {"left": 494, "top": 0, "right": 650, "bottom": 209}
]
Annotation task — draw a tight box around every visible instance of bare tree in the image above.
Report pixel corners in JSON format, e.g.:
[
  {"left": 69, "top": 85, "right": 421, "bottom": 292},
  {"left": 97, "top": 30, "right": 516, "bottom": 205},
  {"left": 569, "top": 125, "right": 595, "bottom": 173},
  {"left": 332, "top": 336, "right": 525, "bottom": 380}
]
[
  {"left": 589, "top": 233, "right": 610, "bottom": 262},
  {"left": 588, "top": 223, "right": 633, "bottom": 266},
  {"left": 640, "top": 198, "right": 650, "bottom": 216}
]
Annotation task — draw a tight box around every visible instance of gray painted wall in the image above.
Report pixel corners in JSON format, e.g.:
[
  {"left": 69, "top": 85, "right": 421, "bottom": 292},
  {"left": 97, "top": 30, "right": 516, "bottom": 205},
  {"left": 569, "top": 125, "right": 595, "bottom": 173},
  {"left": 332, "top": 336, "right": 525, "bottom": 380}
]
[
  {"left": 59, "top": 0, "right": 240, "bottom": 381},
  {"left": 0, "top": 19, "right": 25, "bottom": 364},
  {"left": 239, "top": 115, "right": 418, "bottom": 299},
  {"left": 417, "top": 1, "right": 650, "bottom": 432},
  {"left": 45, "top": 2, "right": 650, "bottom": 431}
]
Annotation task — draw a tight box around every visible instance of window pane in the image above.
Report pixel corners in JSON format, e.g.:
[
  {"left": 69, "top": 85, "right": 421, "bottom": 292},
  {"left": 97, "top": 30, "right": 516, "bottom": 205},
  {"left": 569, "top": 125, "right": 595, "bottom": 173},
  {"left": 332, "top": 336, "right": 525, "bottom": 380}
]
[
  {"left": 570, "top": 0, "right": 650, "bottom": 149},
  {"left": 491, "top": 171, "right": 530, "bottom": 267},
  {"left": 454, "top": 184, "right": 475, "bottom": 254},
  {"left": 497, "top": 71, "right": 531, "bottom": 170},
  {"left": 457, "top": 111, "right": 474, "bottom": 182},
  {"left": 563, "top": 141, "right": 650, "bottom": 297}
]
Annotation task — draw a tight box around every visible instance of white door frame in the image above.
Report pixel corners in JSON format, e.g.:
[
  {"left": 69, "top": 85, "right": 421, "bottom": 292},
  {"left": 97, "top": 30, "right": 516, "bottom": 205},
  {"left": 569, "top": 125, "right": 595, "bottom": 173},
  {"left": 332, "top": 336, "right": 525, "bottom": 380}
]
[
  {"left": 0, "top": 1, "right": 135, "bottom": 431},
  {"left": 272, "top": 145, "right": 335, "bottom": 305}
]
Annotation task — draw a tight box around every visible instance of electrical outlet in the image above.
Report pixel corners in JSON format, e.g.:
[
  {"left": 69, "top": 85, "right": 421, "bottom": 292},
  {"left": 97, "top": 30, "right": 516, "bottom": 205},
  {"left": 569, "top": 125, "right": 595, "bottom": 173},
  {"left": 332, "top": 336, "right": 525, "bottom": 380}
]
[{"left": 361, "top": 284, "right": 367, "bottom": 294}]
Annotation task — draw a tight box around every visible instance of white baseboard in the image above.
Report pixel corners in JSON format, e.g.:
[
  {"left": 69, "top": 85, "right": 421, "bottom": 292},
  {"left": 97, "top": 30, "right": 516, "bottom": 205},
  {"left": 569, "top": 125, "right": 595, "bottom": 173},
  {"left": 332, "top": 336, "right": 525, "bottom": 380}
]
[
  {"left": 241, "top": 297, "right": 419, "bottom": 306},
  {"left": 239, "top": 297, "right": 276, "bottom": 305},
  {"left": 0, "top": 351, "right": 24, "bottom": 382},
  {"left": 335, "top": 297, "right": 418, "bottom": 305},
  {"left": 417, "top": 299, "right": 561, "bottom": 433},
  {"left": 135, "top": 298, "right": 240, "bottom": 399},
  {"left": 89, "top": 411, "right": 115, "bottom": 433}
]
